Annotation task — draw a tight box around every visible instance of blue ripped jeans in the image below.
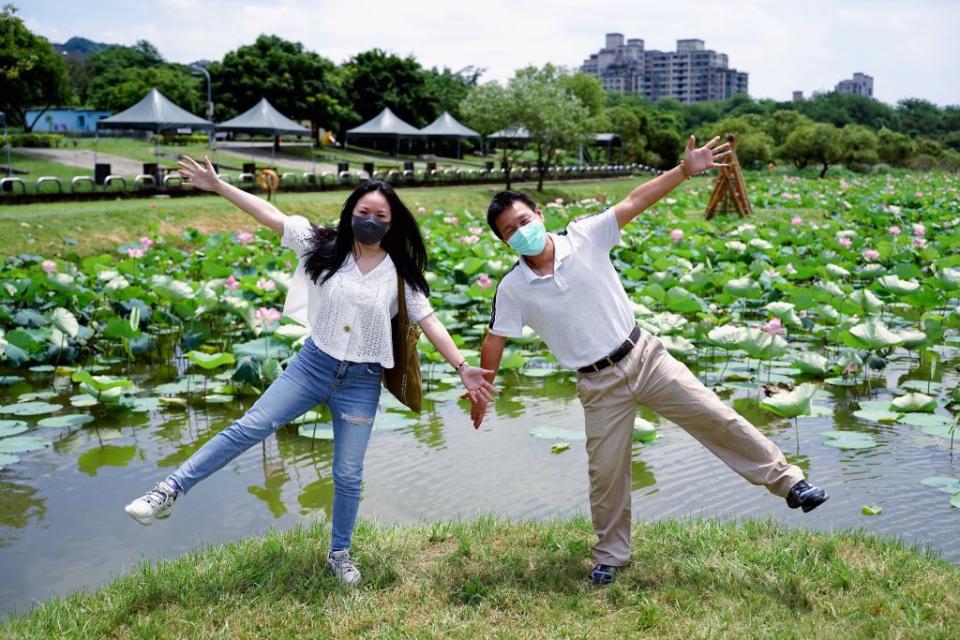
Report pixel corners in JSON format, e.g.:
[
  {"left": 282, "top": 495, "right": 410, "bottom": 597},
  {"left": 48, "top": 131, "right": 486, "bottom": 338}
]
[{"left": 166, "top": 337, "right": 382, "bottom": 551}]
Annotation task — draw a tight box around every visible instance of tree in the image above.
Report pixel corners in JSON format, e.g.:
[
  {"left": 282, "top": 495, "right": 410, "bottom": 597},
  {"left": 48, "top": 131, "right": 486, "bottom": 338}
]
[
  {"left": 460, "top": 82, "right": 523, "bottom": 188},
  {"left": 764, "top": 110, "right": 814, "bottom": 147},
  {"left": 423, "top": 66, "right": 481, "bottom": 119},
  {"left": 85, "top": 41, "right": 201, "bottom": 113},
  {"left": 511, "top": 66, "right": 590, "bottom": 190},
  {"left": 877, "top": 128, "right": 915, "bottom": 167},
  {"left": 838, "top": 124, "right": 879, "bottom": 170},
  {"left": 602, "top": 105, "right": 647, "bottom": 162},
  {"left": 796, "top": 92, "right": 899, "bottom": 131},
  {"left": 560, "top": 72, "right": 605, "bottom": 119},
  {"left": 0, "top": 4, "right": 74, "bottom": 129},
  {"left": 461, "top": 66, "right": 590, "bottom": 191},
  {"left": 340, "top": 49, "right": 437, "bottom": 130},
  {"left": 896, "top": 98, "right": 944, "bottom": 137},
  {"left": 780, "top": 123, "right": 842, "bottom": 177},
  {"left": 706, "top": 115, "right": 774, "bottom": 168},
  {"left": 641, "top": 110, "right": 683, "bottom": 168},
  {"left": 208, "top": 35, "right": 348, "bottom": 134}
]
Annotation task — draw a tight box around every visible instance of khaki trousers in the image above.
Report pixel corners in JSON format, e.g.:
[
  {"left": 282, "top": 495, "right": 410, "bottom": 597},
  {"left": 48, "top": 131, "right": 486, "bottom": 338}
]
[{"left": 576, "top": 330, "right": 804, "bottom": 566}]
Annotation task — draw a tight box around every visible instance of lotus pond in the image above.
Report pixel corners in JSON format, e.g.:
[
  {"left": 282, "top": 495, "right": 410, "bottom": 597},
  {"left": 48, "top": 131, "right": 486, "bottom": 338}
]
[{"left": 1, "top": 170, "right": 960, "bottom": 615}]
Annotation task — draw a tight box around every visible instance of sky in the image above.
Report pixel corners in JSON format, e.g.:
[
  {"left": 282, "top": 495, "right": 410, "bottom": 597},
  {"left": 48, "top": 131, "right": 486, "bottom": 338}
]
[{"left": 17, "top": 0, "right": 960, "bottom": 106}]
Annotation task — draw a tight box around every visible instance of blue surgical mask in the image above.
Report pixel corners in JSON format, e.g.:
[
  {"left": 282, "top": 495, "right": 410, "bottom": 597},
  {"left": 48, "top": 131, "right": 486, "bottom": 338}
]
[{"left": 507, "top": 219, "right": 547, "bottom": 256}]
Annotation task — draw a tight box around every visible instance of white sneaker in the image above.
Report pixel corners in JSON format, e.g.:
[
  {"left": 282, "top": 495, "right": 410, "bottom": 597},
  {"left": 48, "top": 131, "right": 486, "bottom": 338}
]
[
  {"left": 124, "top": 481, "right": 178, "bottom": 525},
  {"left": 328, "top": 549, "right": 361, "bottom": 585}
]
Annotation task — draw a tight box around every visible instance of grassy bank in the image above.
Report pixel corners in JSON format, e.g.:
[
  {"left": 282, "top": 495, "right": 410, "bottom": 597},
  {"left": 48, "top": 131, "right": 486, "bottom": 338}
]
[
  {"left": 2, "top": 517, "right": 958, "bottom": 639},
  {"left": 0, "top": 177, "right": 652, "bottom": 257}
]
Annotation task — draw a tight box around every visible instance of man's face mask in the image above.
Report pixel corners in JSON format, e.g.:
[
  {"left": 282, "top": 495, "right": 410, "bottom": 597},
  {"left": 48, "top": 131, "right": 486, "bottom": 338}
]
[
  {"left": 507, "top": 218, "right": 547, "bottom": 256},
  {"left": 352, "top": 215, "right": 390, "bottom": 245}
]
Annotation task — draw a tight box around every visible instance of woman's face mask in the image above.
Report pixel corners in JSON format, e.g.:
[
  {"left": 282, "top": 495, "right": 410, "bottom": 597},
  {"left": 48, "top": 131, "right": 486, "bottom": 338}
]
[
  {"left": 352, "top": 215, "right": 390, "bottom": 245},
  {"left": 507, "top": 219, "right": 547, "bottom": 256}
]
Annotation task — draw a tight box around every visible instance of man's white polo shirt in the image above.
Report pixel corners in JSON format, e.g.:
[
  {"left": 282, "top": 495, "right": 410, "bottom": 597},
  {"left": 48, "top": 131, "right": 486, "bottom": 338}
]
[{"left": 488, "top": 207, "right": 637, "bottom": 369}]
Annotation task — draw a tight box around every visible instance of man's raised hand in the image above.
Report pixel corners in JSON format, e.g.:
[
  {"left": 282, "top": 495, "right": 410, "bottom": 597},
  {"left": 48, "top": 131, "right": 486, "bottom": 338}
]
[{"left": 683, "top": 136, "right": 732, "bottom": 175}]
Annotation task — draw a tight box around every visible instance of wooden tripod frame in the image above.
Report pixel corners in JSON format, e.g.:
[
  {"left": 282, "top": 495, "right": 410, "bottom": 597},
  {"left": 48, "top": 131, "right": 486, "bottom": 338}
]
[{"left": 705, "top": 134, "right": 752, "bottom": 219}]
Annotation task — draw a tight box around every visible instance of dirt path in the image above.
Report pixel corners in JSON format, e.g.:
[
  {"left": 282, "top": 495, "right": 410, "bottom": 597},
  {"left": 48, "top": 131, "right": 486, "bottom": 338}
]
[{"left": 215, "top": 145, "right": 337, "bottom": 174}]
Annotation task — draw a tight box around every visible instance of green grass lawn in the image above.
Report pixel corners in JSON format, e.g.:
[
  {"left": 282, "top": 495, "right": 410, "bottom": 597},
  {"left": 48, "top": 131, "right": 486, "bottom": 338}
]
[
  {"left": 3, "top": 152, "right": 88, "bottom": 190},
  {"left": 0, "top": 177, "right": 659, "bottom": 258},
  {"left": 2, "top": 516, "right": 957, "bottom": 639}
]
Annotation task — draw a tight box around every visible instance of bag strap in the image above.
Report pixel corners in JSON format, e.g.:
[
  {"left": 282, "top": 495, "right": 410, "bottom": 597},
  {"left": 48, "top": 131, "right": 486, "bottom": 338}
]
[{"left": 396, "top": 272, "right": 409, "bottom": 326}]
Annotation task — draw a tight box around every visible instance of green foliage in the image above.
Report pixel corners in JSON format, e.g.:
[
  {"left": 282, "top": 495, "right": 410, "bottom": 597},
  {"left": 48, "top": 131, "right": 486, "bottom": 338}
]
[
  {"left": 0, "top": 5, "right": 74, "bottom": 128},
  {"left": 208, "top": 35, "right": 349, "bottom": 132}
]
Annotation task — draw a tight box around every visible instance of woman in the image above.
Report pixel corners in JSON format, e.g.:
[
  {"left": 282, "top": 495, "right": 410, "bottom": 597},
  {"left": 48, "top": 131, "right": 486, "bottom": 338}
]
[{"left": 125, "top": 157, "right": 496, "bottom": 585}]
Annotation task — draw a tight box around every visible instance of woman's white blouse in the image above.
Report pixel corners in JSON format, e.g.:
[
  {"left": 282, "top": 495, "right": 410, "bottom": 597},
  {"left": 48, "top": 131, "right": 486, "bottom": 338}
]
[{"left": 280, "top": 215, "right": 433, "bottom": 367}]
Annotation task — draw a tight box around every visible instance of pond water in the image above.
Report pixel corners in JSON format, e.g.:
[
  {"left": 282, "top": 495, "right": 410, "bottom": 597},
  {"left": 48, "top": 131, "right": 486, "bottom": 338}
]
[{"left": 2, "top": 340, "right": 959, "bottom": 617}]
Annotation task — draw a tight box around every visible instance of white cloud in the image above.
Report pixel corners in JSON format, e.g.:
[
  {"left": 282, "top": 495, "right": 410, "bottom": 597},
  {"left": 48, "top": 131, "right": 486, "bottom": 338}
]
[{"left": 17, "top": 0, "right": 960, "bottom": 104}]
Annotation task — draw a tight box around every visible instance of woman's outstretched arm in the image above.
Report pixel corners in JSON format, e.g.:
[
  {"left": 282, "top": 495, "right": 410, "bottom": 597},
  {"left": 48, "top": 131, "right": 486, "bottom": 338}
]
[
  {"left": 418, "top": 313, "right": 498, "bottom": 405},
  {"left": 178, "top": 155, "right": 286, "bottom": 233}
]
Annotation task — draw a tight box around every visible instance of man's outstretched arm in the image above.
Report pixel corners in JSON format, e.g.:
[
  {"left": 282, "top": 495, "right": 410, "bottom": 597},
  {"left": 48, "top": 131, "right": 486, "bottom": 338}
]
[
  {"left": 613, "top": 135, "right": 731, "bottom": 229},
  {"left": 468, "top": 332, "right": 508, "bottom": 429}
]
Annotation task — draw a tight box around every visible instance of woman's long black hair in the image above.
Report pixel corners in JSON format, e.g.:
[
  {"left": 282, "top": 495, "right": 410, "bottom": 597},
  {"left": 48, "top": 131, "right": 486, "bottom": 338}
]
[{"left": 303, "top": 179, "right": 430, "bottom": 296}]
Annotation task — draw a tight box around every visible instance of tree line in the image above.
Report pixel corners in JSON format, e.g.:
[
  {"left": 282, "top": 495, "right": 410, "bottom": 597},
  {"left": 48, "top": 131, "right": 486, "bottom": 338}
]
[{"left": 3, "top": 3, "right": 957, "bottom": 179}]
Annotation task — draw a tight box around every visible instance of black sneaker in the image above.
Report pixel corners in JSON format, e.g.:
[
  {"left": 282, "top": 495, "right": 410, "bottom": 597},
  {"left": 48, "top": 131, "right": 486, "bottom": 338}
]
[
  {"left": 590, "top": 563, "right": 618, "bottom": 586},
  {"left": 786, "top": 480, "right": 829, "bottom": 512}
]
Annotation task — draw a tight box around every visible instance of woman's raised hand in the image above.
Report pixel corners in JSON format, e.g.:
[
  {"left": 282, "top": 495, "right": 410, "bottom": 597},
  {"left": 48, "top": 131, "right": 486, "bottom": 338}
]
[
  {"left": 178, "top": 155, "right": 221, "bottom": 192},
  {"left": 459, "top": 366, "right": 497, "bottom": 404}
]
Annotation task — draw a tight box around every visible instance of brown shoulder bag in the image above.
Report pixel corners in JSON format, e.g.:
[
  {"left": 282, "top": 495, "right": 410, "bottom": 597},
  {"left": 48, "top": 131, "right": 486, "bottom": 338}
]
[{"left": 383, "top": 276, "right": 422, "bottom": 413}]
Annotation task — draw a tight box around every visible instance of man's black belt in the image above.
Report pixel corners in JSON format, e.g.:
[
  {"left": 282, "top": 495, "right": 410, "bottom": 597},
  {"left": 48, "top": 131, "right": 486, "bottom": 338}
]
[{"left": 578, "top": 325, "right": 642, "bottom": 373}]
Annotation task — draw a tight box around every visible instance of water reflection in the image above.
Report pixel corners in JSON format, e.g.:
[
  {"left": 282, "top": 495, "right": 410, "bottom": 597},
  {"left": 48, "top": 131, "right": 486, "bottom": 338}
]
[
  {"left": 0, "top": 478, "right": 46, "bottom": 547},
  {"left": 0, "top": 346, "right": 958, "bottom": 615}
]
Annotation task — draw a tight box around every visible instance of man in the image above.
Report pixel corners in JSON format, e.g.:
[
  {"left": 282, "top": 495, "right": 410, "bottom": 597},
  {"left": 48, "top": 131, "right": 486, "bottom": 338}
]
[{"left": 471, "top": 135, "right": 828, "bottom": 586}]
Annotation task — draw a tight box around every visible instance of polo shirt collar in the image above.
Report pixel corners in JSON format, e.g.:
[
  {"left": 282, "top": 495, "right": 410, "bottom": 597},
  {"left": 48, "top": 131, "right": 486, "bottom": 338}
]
[{"left": 518, "top": 233, "right": 572, "bottom": 283}]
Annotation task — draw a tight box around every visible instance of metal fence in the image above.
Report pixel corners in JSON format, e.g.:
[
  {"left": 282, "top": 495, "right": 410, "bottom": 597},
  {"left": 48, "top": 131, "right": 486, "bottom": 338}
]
[{"left": 0, "top": 163, "right": 664, "bottom": 204}]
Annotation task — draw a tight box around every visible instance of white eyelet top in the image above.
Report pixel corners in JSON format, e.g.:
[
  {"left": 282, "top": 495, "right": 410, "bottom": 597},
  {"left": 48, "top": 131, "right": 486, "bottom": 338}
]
[{"left": 280, "top": 215, "right": 433, "bottom": 367}]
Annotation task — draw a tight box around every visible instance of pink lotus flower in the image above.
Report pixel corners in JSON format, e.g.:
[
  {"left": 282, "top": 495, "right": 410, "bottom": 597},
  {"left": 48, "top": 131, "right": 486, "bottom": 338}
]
[
  {"left": 237, "top": 231, "right": 255, "bottom": 246},
  {"left": 476, "top": 273, "right": 493, "bottom": 289},
  {"left": 888, "top": 225, "right": 901, "bottom": 235},
  {"left": 460, "top": 235, "right": 480, "bottom": 244},
  {"left": 139, "top": 236, "right": 154, "bottom": 249},
  {"left": 225, "top": 275, "right": 240, "bottom": 290},
  {"left": 127, "top": 247, "right": 146, "bottom": 258},
  {"left": 912, "top": 223, "right": 925, "bottom": 236},
  {"left": 837, "top": 236, "right": 852, "bottom": 249},
  {"left": 150, "top": 202, "right": 157, "bottom": 209},
  {"left": 762, "top": 317, "right": 785, "bottom": 336},
  {"left": 41, "top": 259, "right": 57, "bottom": 273},
  {"left": 257, "top": 277, "right": 276, "bottom": 292},
  {"left": 915, "top": 191, "right": 924, "bottom": 198},
  {"left": 443, "top": 216, "right": 459, "bottom": 224},
  {"left": 417, "top": 206, "right": 426, "bottom": 214},
  {"left": 469, "top": 226, "right": 484, "bottom": 236},
  {"left": 254, "top": 306, "right": 282, "bottom": 330},
  {"left": 914, "top": 237, "right": 927, "bottom": 249},
  {"left": 791, "top": 216, "right": 803, "bottom": 226},
  {"left": 670, "top": 229, "right": 684, "bottom": 244},
  {"left": 863, "top": 249, "right": 880, "bottom": 261},
  {"left": 785, "top": 263, "right": 797, "bottom": 275},
  {"left": 554, "top": 198, "right": 564, "bottom": 205}
]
